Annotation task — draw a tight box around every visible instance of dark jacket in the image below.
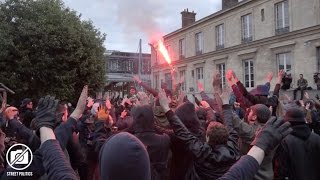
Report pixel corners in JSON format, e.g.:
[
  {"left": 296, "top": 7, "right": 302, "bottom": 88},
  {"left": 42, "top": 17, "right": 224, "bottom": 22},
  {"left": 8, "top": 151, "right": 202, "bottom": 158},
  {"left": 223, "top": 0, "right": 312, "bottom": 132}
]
[
  {"left": 231, "top": 85, "right": 253, "bottom": 110},
  {"left": 281, "top": 76, "right": 292, "bottom": 90},
  {"left": 19, "top": 107, "right": 35, "bottom": 128},
  {"left": 165, "top": 104, "right": 240, "bottom": 180},
  {"left": 169, "top": 102, "right": 206, "bottom": 180},
  {"left": 132, "top": 105, "right": 171, "bottom": 180},
  {"left": 217, "top": 155, "right": 260, "bottom": 180},
  {"left": 40, "top": 140, "right": 78, "bottom": 180},
  {"left": 7, "top": 118, "right": 40, "bottom": 152},
  {"left": 99, "top": 132, "right": 151, "bottom": 180},
  {"left": 273, "top": 124, "right": 320, "bottom": 180},
  {"left": 232, "top": 115, "right": 275, "bottom": 180},
  {"left": 297, "top": 78, "right": 308, "bottom": 88},
  {"left": 236, "top": 81, "right": 280, "bottom": 116},
  {"left": 1, "top": 117, "right": 79, "bottom": 180},
  {"left": 196, "top": 107, "right": 207, "bottom": 129}
]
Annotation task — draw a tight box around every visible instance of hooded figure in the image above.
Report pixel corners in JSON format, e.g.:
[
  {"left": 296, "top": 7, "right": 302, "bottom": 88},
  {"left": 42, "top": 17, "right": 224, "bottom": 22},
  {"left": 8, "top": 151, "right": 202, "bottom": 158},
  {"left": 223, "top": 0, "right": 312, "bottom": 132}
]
[
  {"left": 273, "top": 108, "right": 320, "bottom": 180},
  {"left": 170, "top": 102, "right": 205, "bottom": 180},
  {"left": 131, "top": 105, "right": 170, "bottom": 180},
  {"left": 99, "top": 132, "right": 151, "bottom": 180},
  {"left": 19, "top": 98, "right": 35, "bottom": 128}
]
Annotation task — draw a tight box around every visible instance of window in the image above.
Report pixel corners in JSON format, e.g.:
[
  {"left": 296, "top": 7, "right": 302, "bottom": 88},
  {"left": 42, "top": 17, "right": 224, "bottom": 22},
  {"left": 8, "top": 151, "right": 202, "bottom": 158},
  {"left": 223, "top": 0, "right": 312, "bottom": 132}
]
[
  {"left": 243, "top": 59, "right": 254, "bottom": 88},
  {"left": 261, "top": 9, "right": 265, "bottom": 21},
  {"left": 154, "top": 74, "right": 159, "bottom": 89},
  {"left": 275, "top": 0, "right": 289, "bottom": 35},
  {"left": 196, "top": 67, "right": 204, "bottom": 91},
  {"left": 276, "top": 52, "right": 291, "bottom": 73},
  {"left": 195, "top": 32, "right": 203, "bottom": 55},
  {"left": 190, "top": 70, "right": 195, "bottom": 92},
  {"left": 317, "top": 47, "right": 320, "bottom": 72},
  {"left": 179, "top": 39, "right": 185, "bottom": 59},
  {"left": 241, "top": 14, "right": 253, "bottom": 43},
  {"left": 216, "top": 24, "right": 224, "bottom": 49},
  {"left": 164, "top": 73, "right": 172, "bottom": 90},
  {"left": 179, "top": 70, "right": 186, "bottom": 91},
  {"left": 217, "top": 63, "right": 226, "bottom": 87}
]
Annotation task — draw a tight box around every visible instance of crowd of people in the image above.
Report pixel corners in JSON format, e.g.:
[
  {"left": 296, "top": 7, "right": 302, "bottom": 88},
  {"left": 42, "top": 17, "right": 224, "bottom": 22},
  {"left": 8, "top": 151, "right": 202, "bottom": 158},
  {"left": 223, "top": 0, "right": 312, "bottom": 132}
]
[{"left": 0, "top": 69, "right": 320, "bottom": 180}]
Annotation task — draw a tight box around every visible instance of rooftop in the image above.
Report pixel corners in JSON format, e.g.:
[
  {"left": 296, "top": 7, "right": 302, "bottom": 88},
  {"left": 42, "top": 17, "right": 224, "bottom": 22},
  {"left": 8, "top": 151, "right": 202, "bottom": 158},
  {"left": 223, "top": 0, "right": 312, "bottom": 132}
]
[{"left": 164, "top": 0, "right": 251, "bottom": 39}]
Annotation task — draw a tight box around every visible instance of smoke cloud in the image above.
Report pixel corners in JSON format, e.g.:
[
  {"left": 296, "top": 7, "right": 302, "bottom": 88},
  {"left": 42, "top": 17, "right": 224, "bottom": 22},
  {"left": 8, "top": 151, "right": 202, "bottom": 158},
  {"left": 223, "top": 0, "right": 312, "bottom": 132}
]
[{"left": 113, "top": 0, "right": 164, "bottom": 44}]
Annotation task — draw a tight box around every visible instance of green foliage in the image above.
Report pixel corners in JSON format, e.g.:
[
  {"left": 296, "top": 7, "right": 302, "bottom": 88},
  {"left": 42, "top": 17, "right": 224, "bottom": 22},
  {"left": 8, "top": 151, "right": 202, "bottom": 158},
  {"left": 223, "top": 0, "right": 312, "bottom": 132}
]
[{"left": 0, "top": 0, "right": 106, "bottom": 105}]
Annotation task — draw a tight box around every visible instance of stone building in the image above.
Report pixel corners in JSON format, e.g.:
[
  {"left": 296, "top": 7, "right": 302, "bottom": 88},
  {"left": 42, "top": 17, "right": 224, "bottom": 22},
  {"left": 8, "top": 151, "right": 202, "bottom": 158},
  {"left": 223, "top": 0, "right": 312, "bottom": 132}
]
[
  {"left": 105, "top": 50, "right": 151, "bottom": 97},
  {"left": 151, "top": 0, "right": 320, "bottom": 97}
]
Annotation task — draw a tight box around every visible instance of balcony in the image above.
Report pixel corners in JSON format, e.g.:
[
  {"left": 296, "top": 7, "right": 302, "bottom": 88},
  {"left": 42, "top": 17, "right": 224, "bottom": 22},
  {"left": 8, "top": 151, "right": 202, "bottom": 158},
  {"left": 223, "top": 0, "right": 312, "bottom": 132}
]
[
  {"left": 275, "top": 26, "right": 290, "bottom": 35},
  {"left": 242, "top": 36, "right": 253, "bottom": 44},
  {"left": 216, "top": 44, "right": 225, "bottom": 50}
]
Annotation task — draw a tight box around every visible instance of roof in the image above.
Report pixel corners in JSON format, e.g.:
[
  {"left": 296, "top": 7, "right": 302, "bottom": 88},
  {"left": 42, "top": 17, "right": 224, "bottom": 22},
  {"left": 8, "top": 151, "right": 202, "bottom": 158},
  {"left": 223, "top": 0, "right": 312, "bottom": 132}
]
[{"left": 164, "top": 0, "right": 253, "bottom": 39}]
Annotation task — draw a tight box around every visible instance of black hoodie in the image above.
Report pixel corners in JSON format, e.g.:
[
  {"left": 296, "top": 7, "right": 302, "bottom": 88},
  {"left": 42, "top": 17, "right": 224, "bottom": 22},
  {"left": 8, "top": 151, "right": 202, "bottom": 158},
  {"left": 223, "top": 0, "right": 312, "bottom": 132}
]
[
  {"left": 170, "top": 102, "right": 205, "bottom": 180},
  {"left": 99, "top": 132, "right": 151, "bottom": 180},
  {"left": 131, "top": 105, "right": 171, "bottom": 180},
  {"left": 273, "top": 124, "right": 320, "bottom": 180}
]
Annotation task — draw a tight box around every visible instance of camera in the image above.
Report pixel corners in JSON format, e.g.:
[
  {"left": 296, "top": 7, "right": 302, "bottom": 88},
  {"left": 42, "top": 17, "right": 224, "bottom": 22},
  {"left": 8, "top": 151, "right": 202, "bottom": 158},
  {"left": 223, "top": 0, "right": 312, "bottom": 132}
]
[{"left": 10, "top": 149, "right": 29, "bottom": 164}]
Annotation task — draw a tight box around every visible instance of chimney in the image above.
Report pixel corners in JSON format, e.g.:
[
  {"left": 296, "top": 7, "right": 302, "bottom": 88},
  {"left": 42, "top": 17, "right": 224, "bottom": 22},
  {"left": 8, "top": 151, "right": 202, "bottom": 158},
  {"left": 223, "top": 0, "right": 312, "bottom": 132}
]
[
  {"left": 181, "top": 9, "right": 196, "bottom": 28},
  {"left": 222, "top": 0, "right": 238, "bottom": 10}
]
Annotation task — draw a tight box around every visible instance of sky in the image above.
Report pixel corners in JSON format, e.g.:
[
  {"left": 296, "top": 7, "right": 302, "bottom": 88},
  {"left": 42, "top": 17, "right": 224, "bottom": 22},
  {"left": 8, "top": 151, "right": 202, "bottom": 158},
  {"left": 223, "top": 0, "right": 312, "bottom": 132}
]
[{"left": 63, "top": 0, "right": 223, "bottom": 53}]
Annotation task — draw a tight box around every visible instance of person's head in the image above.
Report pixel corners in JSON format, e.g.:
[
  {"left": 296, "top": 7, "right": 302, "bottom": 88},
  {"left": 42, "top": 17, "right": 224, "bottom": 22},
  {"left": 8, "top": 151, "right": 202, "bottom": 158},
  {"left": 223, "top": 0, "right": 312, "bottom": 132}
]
[
  {"left": 129, "top": 86, "right": 137, "bottom": 95},
  {"left": 206, "top": 121, "right": 228, "bottom": 146},
  {"left": 300, "top": 74, "right": 303, "bottom": 79},
  {"left": 99, "top": 132, "right": 150, "bottom": 180},
  {"left": 284, "top": 107, "right": 306, "bottom": 125},
  {"left": 21, "top": 98, "right": 33, "bottom": 109},
  {"left": 234, "top": 102, "right": 240, "bottom": 108},
  {"left": 175, "top": 102, "right": 202, "bottom": 135},
  {"left": 4, "top": 106, "right": 19, "bottom": 120},
  {"left": 131, "top": 105, "right": 154, "bottom": 132},
  {"left": 247, "top": 104, "right": 271, "bottom": 124}
]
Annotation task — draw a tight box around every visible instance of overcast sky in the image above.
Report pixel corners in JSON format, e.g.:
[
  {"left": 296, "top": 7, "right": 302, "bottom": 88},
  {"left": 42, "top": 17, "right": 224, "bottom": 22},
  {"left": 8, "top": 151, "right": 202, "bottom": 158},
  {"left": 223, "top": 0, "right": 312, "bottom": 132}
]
[{"left": 63, "top": 0, "right": 223, "bottom": 53}]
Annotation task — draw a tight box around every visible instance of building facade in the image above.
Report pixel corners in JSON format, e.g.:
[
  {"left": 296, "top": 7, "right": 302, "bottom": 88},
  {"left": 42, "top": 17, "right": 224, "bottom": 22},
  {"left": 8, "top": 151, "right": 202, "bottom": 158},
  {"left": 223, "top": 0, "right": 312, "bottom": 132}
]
[
  {"left": 106, "top": 51, "right": 151, "bottom": 96},
  {"left": 151, "top": 0, "right": 320, "bottom": 96}
]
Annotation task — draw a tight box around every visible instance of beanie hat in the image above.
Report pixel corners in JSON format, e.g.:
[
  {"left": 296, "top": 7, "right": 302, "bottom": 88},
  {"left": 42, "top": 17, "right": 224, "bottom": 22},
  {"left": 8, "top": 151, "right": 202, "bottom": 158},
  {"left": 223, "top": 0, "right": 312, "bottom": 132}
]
[
  {"left": 284, "top": 107, "right": 305, "bottom": 123},
  {"left": 99, "top": 132, "right": 150, "bottom": 180},
  {"left": 21, "top": 98, "right": 32, "bottom": 107},
  {"left": 251, "top": 104, "right": 271, "bottom": 123}
]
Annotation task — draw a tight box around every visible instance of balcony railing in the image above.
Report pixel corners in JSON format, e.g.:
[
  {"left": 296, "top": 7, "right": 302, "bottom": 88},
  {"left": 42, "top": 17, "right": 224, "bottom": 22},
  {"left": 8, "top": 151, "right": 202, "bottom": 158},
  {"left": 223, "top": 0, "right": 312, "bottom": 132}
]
[{"left": 275, "top": 26, "right": 290, "bottom": 35}]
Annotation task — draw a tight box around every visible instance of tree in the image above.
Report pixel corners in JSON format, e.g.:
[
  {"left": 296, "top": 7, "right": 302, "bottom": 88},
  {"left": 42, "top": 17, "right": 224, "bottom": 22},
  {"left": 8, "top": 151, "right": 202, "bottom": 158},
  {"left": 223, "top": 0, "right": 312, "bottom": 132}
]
[{"left": 0, "top": 0, "right": 106, "bottom": 105}]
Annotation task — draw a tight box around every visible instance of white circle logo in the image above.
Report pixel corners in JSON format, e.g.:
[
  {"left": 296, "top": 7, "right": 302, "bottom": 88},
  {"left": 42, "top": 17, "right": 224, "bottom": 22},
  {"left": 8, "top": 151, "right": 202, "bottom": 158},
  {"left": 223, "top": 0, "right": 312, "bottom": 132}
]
[{"left": 6, "top": 144, "right": 33, "bottom": 171}]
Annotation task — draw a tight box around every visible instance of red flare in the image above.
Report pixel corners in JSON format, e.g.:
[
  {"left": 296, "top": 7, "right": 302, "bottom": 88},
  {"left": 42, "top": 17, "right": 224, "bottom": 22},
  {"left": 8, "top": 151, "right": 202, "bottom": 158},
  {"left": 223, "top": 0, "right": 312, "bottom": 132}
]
[{"left": 158, "top": 40, "right": 171, "bottom": 65}]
